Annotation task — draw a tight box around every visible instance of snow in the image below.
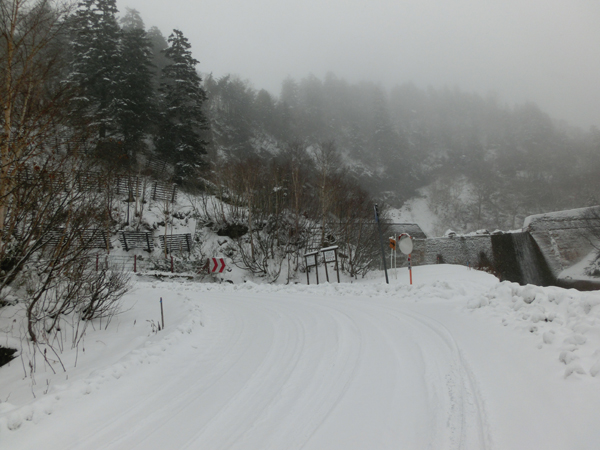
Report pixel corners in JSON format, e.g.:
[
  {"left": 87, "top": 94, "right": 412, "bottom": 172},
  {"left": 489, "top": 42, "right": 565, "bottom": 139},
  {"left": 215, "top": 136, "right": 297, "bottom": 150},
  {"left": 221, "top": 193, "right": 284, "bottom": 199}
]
[
  {"left": 523, "top": 206, "right": 595, "bottom": 228},
  {"left": 2, "top": 265, "right": 600, "bottom": 449},
  {"left": 559, "top": 250, "right": 600, "bottom": 282}
]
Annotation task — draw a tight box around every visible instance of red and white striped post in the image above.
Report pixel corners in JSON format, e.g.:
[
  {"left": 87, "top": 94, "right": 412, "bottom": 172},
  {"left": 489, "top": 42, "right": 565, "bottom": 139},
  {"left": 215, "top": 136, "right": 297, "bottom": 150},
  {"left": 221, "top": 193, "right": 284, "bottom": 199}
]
[{"left": 398, "top": 233, "right": 414, "bottom": 285}]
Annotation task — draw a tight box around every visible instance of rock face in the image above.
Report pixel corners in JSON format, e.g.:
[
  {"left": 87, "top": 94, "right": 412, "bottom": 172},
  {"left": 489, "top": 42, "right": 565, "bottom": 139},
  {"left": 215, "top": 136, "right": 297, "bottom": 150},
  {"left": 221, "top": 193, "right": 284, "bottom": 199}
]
[{"left": 0, "top": 346, "right": 17, "bottom": 368}]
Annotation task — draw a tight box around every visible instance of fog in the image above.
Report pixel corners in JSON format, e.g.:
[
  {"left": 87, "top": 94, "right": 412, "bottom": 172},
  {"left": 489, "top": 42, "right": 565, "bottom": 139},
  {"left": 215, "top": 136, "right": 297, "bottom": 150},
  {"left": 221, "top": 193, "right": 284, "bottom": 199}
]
[{"left": 116, "top": 0, "right": 600, "bottom": 129}]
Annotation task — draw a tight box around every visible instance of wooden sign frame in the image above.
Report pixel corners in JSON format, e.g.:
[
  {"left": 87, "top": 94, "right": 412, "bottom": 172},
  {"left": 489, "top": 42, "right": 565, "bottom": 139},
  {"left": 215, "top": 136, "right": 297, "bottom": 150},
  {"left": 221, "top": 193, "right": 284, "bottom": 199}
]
[
  {"left": 320, "top": 245, "right": 340, "bottom": 283},
  {"left": 304, "top": 250, "right": 319, "bottom": 285}
]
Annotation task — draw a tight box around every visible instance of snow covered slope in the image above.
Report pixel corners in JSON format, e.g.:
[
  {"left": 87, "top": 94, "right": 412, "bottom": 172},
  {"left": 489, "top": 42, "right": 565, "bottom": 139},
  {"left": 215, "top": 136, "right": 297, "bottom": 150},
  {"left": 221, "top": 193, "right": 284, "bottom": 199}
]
[{"left": 1, "top": 266, "right": 600, "bottom": 449}]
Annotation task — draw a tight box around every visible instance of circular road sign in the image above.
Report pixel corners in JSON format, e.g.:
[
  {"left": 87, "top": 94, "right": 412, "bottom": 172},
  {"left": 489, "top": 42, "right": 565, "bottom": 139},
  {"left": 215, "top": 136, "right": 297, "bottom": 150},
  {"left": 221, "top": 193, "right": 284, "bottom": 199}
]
[{"left": 398, "top": 234, "right": 413, "bottom": 255}]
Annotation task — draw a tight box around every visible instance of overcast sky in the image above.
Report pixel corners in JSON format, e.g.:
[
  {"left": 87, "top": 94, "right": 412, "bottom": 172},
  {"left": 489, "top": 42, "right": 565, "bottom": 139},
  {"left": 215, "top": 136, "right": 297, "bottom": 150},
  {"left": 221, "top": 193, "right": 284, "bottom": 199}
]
[{"left": 116, "top": 0, "right": 600, "bottom": 129}]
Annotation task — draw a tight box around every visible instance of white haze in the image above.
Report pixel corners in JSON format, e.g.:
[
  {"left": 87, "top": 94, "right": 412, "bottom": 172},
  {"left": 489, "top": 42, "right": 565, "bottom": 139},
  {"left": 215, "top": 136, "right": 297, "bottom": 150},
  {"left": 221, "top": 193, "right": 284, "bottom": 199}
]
[{"left": 117, "top": 0, "right": 600, "bottom": 129}]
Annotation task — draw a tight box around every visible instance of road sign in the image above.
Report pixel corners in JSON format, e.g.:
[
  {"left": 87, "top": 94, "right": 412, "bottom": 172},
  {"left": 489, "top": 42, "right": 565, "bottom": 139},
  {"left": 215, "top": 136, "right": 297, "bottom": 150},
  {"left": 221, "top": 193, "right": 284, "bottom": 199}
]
[
  {"left": 398, "top": 234, "right": 413, "bottom": 255},
  {"left": 210, "top": 257, "right": 226, "bottom": 273},
  {"left": 389, "top": 238, "right": 396, "bottom": 250},
  {"left": 320, "top": 246, "right": 340, "bottom": 283},
  {"left": 322, "top": 246, "right": 337, "bottom": 263},
  {"left": 304, "top": 251, "right": 318, "bottom": 268},
  {"left": 304, "top": 251, "right": 319, "bottom": 285}
]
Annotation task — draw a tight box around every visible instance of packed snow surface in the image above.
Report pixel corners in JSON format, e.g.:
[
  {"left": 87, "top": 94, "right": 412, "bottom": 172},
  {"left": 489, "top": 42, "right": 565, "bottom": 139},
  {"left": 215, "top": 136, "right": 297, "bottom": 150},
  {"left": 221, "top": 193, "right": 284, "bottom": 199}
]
[{"left": 2, "top": 265, "right": 600, "bottom": 449}]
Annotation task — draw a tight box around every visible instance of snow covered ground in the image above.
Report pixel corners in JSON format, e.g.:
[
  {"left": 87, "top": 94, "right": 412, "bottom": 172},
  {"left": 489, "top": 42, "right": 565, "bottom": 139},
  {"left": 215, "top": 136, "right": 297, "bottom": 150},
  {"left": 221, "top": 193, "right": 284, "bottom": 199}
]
[{"left": 1, "top": 265, "right": 600, "bottom": 449}]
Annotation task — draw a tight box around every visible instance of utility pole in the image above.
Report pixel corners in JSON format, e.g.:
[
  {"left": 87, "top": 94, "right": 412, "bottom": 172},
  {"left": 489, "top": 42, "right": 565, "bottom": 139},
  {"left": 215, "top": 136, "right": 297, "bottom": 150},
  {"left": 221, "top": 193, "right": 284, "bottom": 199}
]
[{"left": 374, "top": 204, "right": 389, "bottom": 284}]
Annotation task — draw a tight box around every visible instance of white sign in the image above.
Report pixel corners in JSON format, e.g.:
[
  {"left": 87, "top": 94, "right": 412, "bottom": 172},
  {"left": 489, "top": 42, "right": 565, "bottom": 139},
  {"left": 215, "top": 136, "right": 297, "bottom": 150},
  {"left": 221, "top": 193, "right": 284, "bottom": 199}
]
[
  {"left": 306, "top": 254, "right": 317, "bottom": 267},
  {"left": 323, "top": 250, "right": 336, "bottom": 263},
  {"left": 398, "top": 235, "right": 413, "bottom": 255}
]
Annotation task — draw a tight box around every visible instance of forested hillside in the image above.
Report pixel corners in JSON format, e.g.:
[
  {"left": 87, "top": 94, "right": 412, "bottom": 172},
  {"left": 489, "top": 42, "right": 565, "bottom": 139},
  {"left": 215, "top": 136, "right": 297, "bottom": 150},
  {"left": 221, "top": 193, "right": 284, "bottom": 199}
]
[
  {"left": 204, "top": 73, "right": 600, "bottom": 234},
  {"left": 3, "top": 0, "right": 600, "bottom": 273},
  {"left": 0, "top": 0, "right": 381, "bottom": 331}
]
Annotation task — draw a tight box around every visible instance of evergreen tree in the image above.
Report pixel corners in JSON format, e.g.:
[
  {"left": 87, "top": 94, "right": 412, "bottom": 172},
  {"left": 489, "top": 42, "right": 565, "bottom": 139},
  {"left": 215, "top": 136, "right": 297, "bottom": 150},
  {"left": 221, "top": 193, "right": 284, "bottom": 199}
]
[
  {"left": 147, "top": 26, "right": 170, "bottom": 88},
  {"left": 69, "top": 0, "right": 122, "bottom": 139},
  {"left": 155, "top": 29, "right": 208, "bottom": 181},
  {"left": 118, "top": 9, "right": 155, "bottom": 155},
  {"left": 119, "top": 6, "right": 144, "bottom": 30}
]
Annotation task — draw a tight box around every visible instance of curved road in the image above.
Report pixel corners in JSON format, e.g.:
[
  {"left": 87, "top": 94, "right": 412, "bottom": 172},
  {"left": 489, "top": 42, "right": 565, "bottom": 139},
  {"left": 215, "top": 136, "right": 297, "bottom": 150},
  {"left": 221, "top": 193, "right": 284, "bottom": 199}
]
[{"left": 3, "top": 287, "right": 492, "bottom": 450}]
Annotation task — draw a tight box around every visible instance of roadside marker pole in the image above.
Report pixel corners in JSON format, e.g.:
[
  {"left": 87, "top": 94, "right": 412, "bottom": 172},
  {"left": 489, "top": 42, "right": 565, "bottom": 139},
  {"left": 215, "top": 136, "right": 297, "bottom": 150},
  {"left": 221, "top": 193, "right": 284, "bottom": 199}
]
[
  {"left": 398, "top": 233, "right": 414, "bottom": 285},
  {"left": 160, "top": 297, "right": 165, "bottom": 330}
]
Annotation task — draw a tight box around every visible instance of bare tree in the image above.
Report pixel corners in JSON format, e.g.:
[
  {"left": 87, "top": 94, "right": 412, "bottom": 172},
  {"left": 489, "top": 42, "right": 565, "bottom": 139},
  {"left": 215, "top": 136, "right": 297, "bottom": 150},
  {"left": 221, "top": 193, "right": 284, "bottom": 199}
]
[
  {"left": 311, "top": 140, "right": 342, "bottom": 245},
  {"left": 1, "top": 1, "right": 130, "bottom": 351},
  {"left": 1, "top": 0, "right": 75, "bottom": 238}
]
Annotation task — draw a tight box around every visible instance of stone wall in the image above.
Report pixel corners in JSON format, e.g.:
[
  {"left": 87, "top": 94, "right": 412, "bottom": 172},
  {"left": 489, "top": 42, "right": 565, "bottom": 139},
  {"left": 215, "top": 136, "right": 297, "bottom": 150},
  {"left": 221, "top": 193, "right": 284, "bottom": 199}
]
[
  {"left": 385, "top": 207, "right": 600, "bottom": 289},
  {"left": 392, "top": 235, "right": 493, "bottom": 268}
]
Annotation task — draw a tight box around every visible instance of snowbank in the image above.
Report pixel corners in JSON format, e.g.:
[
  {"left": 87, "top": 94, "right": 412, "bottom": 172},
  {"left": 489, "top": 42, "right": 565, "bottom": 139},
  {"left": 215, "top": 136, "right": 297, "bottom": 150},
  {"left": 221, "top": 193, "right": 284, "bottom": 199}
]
[{"left": 469, "top": 280, "right": 600, "bottom": 378}]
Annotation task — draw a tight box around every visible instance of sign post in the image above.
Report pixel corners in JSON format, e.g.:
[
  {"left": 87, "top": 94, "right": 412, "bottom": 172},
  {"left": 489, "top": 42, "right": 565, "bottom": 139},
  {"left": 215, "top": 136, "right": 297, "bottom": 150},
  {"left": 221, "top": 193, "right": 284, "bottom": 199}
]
[
  {"left": 398, "top": 233, "right": 413, "bottom": 285},
  {"left": 320, "top": 246, "right": 340, "bottom": 283},
  {"left": 304, "top": 251, "right": 319, "bottom": 285},
  {"left": 374, "top": 204, "right": 389, "bottom": 284}
]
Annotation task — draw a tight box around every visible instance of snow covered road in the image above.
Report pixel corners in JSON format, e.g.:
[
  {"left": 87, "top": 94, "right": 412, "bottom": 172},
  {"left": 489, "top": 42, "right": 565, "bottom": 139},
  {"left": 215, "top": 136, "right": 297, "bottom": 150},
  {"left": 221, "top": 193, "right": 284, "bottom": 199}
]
[{"left": 2, "top": 266, "right": 600, "bottom": 449}]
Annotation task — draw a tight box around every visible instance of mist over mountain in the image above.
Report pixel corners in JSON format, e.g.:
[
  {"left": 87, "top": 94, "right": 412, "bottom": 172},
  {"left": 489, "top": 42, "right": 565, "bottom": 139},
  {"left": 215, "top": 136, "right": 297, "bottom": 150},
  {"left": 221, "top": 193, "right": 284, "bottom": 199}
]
[
  {"left": 117, "top": 0, "right": 600, "bottom": 131},
  {"left": 205, "top": 72, "right": 600, "bottom": 234}
]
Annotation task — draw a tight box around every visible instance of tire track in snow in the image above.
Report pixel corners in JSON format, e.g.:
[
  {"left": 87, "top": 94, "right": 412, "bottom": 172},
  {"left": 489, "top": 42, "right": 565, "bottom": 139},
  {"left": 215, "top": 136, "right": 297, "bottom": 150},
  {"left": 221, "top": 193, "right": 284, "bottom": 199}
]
[
  {"left": 299, "top": 297, "right": 486, "bottom": 449},
  {"left": 86, "top": 294, "right": 363, "bottom": 450},
  {"left": 111, "top": 298, "right": 288, "bottom": 450},
  {"left": 350, "top": 303, "right": 446, "bottom": 449},
  {"left": 189, "top": 297, "right": 365, "bottom": 450},
  {"left": 295, "top": 303, "right": 365, "bottom": 450},
  {"left": 385, "top": 306, "right": 493, "bottom": 450},
  {"left": 8, "top": 286, "right": 492, "bottom": 450},
  {"left": 57, "top": 300, "right": 250, "bottom": 450},
  {"left": 178, "top": 300, "right": 304, "bottom": 449}
]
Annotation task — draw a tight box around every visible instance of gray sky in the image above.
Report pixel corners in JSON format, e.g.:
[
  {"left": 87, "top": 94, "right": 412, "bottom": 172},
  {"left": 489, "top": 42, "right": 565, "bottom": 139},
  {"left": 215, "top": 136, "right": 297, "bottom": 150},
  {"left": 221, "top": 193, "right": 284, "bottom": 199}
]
[{"left": 117, "top": 0, "right": 600, "bottom": 129}]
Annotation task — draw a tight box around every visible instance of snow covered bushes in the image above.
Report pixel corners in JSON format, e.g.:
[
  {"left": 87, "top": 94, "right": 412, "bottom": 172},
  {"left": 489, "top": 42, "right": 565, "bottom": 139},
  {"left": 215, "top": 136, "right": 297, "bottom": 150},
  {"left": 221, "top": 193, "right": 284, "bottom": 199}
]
[
  {"left": 198, "top": 141, "right": 385, "bottom": 281},
  {"left": 23, "top": 258, "right": 130, "bottom": 344}
]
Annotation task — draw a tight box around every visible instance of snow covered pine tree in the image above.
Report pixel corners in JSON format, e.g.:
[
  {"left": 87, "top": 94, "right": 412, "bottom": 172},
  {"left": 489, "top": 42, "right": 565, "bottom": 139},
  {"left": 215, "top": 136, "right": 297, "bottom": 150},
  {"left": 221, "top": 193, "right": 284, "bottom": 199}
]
[{"left": 155, "top": 29, "right": 209, "bottom": 182}]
